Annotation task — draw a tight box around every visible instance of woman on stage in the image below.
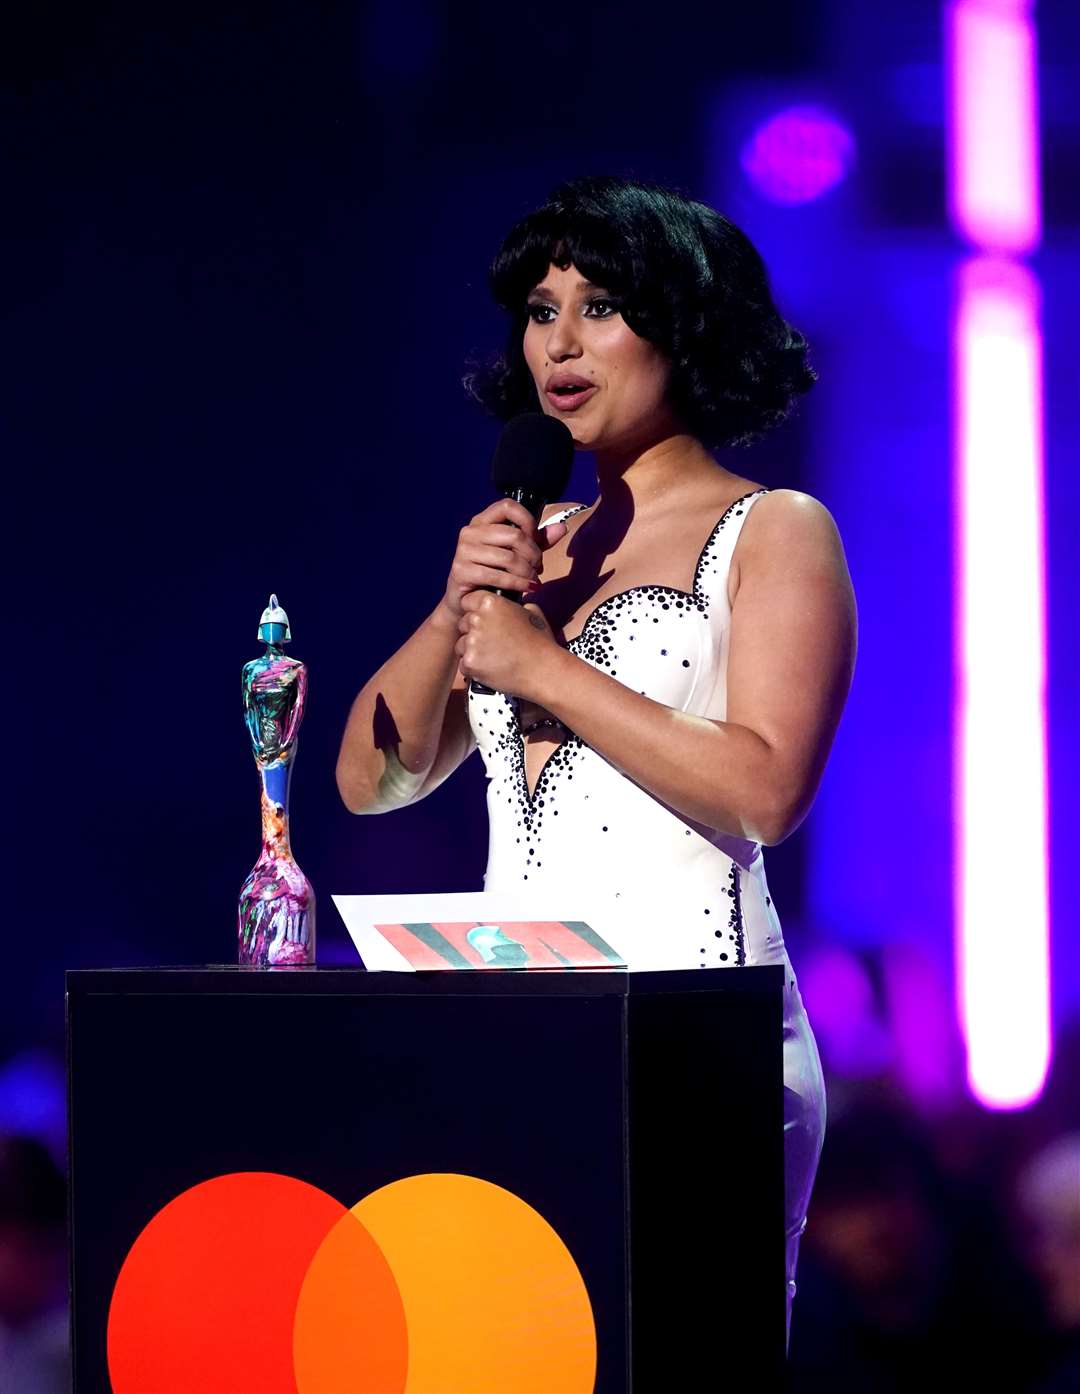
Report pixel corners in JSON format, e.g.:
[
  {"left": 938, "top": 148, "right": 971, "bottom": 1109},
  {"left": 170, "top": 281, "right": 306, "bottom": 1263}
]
[{"left": 337, "top": 174, "right": 857, "bottom": 1341}]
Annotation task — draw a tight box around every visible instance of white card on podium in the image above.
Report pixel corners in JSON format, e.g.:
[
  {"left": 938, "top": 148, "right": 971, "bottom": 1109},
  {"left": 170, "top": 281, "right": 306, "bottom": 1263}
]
[{"left": 331, "top": 893, "right": 683, "bottom": 972}]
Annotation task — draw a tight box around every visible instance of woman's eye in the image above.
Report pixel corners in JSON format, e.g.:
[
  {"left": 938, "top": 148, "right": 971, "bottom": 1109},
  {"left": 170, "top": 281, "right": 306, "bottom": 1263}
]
[{"left": 526, "top": 298, "right": 619, "bottom": 323}]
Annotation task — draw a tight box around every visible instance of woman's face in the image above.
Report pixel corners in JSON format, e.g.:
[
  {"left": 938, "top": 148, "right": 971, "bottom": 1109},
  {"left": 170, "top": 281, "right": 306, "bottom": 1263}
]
[{"left": 522, "top": 261, "right": 678, "bottom": 453}]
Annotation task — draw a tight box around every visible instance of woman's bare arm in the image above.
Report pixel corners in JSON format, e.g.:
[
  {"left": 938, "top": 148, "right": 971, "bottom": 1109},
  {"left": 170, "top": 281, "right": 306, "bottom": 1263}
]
[
  {"left": 336, "top": 498, "right": 568, "bottom": 814},
  {"left": 335, "top": 601, "right": 468, "bottom": 814},
  {"left": 455, "top": 490, "right": 857, "bottom": 844}
]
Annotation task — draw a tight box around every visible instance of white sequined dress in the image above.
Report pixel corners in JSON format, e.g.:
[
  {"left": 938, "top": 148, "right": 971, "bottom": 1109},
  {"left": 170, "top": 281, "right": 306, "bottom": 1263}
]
[{"left": 467, "top": 486, "right": 826, "bottom": 1338}]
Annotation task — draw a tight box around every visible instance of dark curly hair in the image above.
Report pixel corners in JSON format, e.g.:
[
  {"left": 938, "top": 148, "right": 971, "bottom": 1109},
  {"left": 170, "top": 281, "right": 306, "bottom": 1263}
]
[{"left": 463, "top": 175, "right": 816, "bottom": 450}]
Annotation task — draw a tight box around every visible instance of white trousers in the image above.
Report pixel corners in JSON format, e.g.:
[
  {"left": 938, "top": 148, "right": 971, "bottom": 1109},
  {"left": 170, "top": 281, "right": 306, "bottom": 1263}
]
[{"left": 781, "top": 974, "right": 827, "bottom": 1351}]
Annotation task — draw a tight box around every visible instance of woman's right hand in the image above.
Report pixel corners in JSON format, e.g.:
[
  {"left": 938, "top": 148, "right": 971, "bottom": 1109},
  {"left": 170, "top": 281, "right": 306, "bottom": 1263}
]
[{"left": 439, "top": 498, "right": 568, "bottom": 623}]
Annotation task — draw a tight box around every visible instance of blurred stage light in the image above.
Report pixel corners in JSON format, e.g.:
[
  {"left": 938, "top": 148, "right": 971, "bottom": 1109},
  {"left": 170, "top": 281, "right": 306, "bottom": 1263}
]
[
  {"left": 954, "top": 256, "right": 1049, "bottom": 1110},
  {"left": 946, "top": 0, "right": 1040, "bottom": 252},
  {"left": 0, "top": 1049, "right": 67, "bottom": 1160},
  {"left": 797, "top": 945, "right": 894, "bottom": 1080},
  {"left": 739, "top": 104, "right": 856, "bottom": 205},
  {"left": 948, "top": 0, "right": 1049, "bottom": 1111}
]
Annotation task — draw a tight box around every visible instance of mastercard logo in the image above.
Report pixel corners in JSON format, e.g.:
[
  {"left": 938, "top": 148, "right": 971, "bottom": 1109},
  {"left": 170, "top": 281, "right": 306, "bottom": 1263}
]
[{"left": 107, "top": 1170, "right": 597, "bottom": 1394}]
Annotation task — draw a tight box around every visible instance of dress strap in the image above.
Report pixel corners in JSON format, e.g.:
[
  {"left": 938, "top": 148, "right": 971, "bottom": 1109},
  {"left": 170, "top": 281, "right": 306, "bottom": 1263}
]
[
  {"left": 539, "top": 503, "right": 588, "bottom": 529},
  {"left": 693, "top": 488, "right": 770, "bottom": 613}
]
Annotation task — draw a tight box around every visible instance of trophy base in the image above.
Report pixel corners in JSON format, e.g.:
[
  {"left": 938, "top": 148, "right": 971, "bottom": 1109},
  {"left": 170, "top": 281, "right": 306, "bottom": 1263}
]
[{"left": 238, "top": 861, "right": 316, "bottom": 969}]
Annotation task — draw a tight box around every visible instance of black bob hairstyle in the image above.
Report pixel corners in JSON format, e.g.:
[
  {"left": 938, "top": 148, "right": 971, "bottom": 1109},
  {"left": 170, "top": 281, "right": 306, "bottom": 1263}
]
[{"left": 463, "top": 175, "right": 816, "bottom": 450}]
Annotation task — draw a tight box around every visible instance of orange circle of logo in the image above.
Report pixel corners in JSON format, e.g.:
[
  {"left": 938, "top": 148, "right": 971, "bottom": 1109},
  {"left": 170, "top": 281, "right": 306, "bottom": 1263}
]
[{"left": 107, "top": 1171, "right": 597, "bottom": 1394}]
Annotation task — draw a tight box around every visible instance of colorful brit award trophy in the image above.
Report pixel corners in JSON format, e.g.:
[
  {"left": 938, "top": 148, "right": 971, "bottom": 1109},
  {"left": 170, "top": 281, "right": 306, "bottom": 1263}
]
[{"left": 238, "top": 594, "right": 315, "bottom": 967}]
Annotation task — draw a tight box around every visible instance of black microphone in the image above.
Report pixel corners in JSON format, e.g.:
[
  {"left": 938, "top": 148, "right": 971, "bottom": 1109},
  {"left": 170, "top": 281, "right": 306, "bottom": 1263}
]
[
  {"left": 470, "top": 412, "right": 575, "bottom": 694},
  {"left": 487, "top": 412, "right": 575, "bottom": 599}
]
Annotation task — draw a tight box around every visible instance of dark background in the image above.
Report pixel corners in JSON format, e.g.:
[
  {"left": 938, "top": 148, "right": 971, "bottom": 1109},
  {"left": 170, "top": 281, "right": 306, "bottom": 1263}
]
[{"left": 6, "top": 0, "right": 825, "bottom": 1048}]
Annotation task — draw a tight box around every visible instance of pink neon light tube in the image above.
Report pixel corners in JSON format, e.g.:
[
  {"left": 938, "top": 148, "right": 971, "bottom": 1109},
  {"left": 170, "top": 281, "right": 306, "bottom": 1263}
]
[
  {"left": 954, "top": 257, "right": 1050, "bottom": 1108},
  {"left": 946, "top": 1, "right": 1041, "bottom": 253}
]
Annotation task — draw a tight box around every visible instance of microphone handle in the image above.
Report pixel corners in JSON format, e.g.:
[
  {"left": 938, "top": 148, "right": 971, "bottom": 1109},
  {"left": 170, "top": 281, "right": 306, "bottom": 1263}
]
[{"left": 469, "top": 486, "right": 549, "bottom": 697}]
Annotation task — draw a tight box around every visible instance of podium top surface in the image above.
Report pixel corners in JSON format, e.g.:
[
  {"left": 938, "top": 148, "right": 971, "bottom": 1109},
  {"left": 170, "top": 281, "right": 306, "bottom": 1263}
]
[{"left": 66, "top": 964, "right": 785, "bottom": 1000}]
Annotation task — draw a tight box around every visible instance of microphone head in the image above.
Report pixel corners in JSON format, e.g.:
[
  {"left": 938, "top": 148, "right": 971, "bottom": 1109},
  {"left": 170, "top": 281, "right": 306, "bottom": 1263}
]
[{"left": 491, "top": 412, "right": 575, "bottom": 503}]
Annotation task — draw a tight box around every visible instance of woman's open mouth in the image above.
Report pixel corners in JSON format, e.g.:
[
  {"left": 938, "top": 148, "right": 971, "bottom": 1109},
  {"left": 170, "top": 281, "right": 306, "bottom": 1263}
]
[{"left": 545, "top": 385, "right": 598, "bottom": 412}]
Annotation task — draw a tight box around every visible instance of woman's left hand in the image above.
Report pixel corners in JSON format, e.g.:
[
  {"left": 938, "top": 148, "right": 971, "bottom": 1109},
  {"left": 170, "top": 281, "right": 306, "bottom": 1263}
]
[{"left": 456, "top": 591, "right": 562, "bottom": 699}]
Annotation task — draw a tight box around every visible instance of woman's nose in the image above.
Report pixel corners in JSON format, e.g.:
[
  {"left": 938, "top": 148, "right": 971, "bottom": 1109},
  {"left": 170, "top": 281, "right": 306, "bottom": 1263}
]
[{"left": 545, "top": 315, "right": 582, "bottom": 360}]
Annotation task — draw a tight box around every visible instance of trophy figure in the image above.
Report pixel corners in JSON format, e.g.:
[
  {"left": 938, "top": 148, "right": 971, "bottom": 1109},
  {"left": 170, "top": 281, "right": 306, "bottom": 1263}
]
[{"left": 238, "top": 594, "right": 315, "bottom": 967}]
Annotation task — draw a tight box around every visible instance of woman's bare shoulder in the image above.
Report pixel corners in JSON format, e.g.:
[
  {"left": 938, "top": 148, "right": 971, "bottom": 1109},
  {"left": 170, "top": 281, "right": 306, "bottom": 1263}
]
[
  {"left": 742, "top": 487, "right": 844, "bottom": 549},
  {"left": 730, "top": 488, "right": 851, "bottom": 603}
]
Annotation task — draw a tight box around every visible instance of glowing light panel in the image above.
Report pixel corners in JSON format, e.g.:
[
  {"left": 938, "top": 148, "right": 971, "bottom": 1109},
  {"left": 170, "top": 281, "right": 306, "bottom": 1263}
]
[
  {"left": 954, "top": 257, "right": 1049, "bottom": 1108},
  {"left": 946, "top": 1, "right": 1040, "bottom": 252}
]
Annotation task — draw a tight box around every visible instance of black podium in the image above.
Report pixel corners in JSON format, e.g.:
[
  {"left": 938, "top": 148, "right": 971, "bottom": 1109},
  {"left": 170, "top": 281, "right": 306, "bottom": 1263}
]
[{"left": 68, "top": 965, "right": 786, "bottom": 1392}]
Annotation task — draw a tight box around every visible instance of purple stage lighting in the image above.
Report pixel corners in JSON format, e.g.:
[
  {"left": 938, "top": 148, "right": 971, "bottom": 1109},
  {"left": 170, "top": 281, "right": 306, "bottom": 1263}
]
[
  {"left": 740, "top": 104, "right": 856, "bottom": 205},
  {"left": 947, "top": 0, "right": 1049, "bottom": 1110},
  {"left": 946, "top": 0, "right": 1040, "bottom": 254},
  {"left": 953, "top": 256, "right": 1049, "bottom": 1110}
]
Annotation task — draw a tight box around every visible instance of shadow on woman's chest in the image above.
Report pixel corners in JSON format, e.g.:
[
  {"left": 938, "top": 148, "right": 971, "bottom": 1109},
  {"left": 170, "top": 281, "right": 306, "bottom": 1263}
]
[{"left": 535, "top": 485, "right": 730, "bottom": 645}]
